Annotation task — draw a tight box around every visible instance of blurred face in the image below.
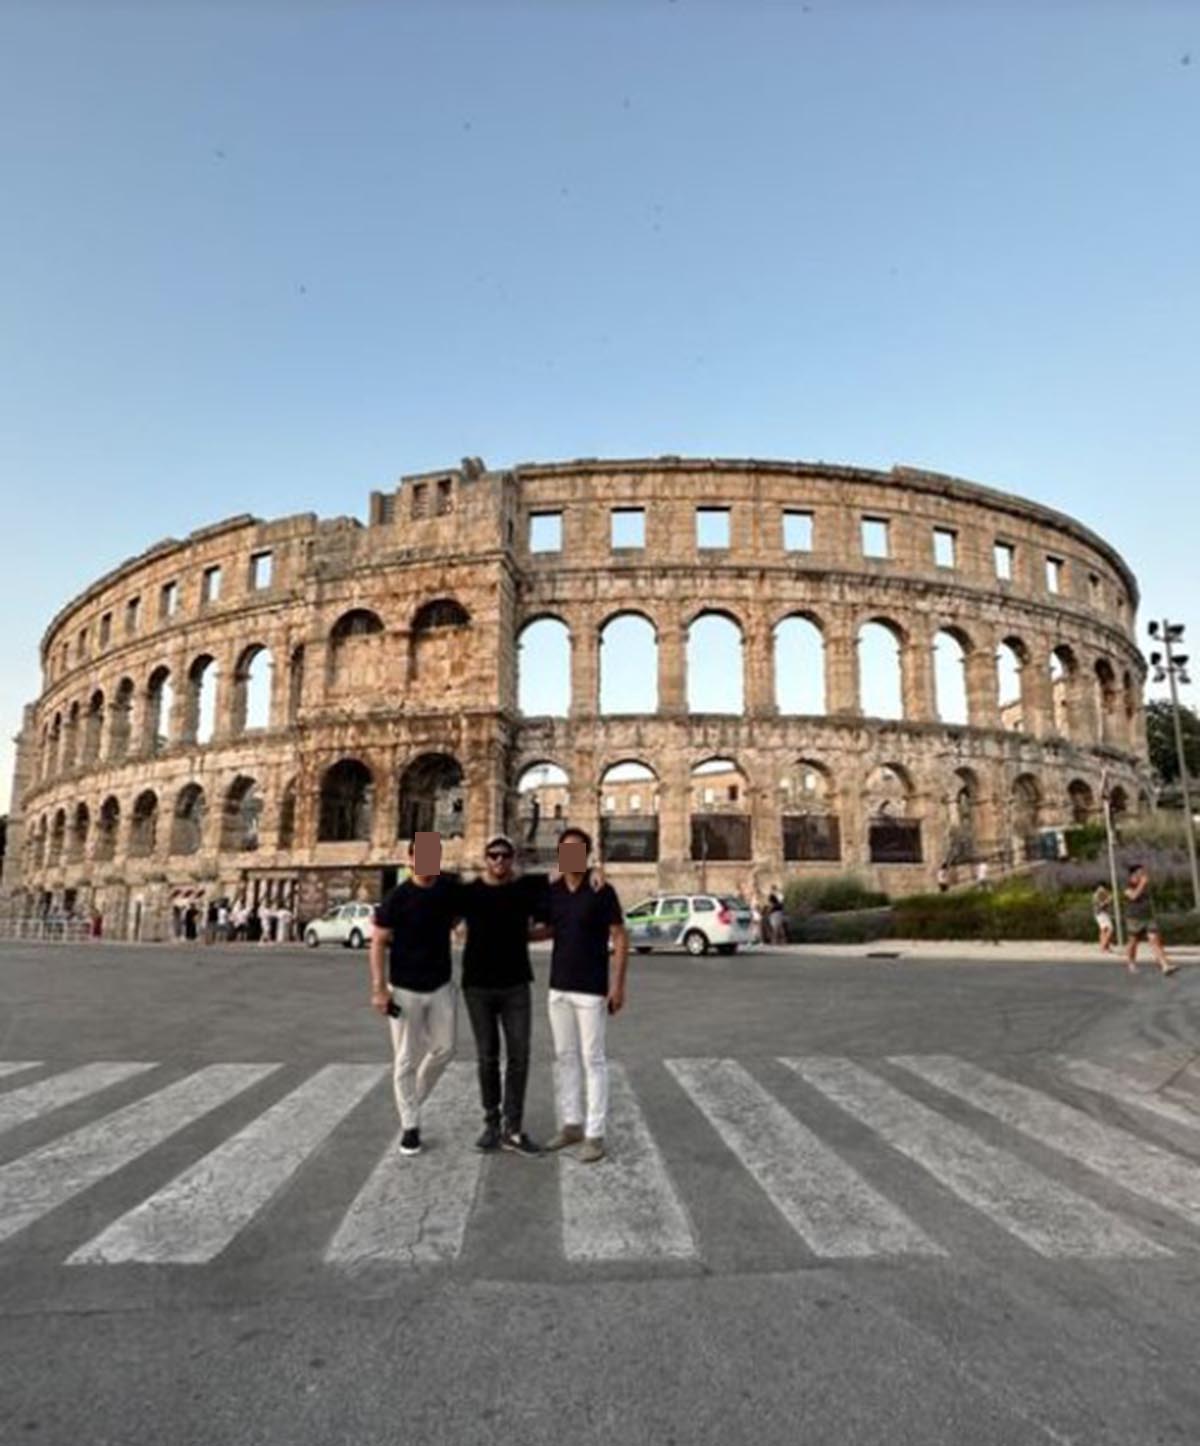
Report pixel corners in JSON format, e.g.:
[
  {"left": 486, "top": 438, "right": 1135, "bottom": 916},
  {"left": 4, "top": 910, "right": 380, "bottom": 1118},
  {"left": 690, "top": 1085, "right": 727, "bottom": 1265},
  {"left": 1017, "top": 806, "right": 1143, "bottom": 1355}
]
[
  {"left": 558, "top": 836, "right": 587, "bottom": 873},
  {"left": 412, "top": 831, "right": 442, "bottom": 876},
  {"left": 485, "top": 843, "right": 515, "bottom": 879}
]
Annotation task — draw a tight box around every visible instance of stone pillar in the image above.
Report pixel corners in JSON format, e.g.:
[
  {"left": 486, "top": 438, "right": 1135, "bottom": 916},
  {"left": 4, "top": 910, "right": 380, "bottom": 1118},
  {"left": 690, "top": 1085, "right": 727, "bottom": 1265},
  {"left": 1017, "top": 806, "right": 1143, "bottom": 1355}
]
[
  {"left": 570, "top": 612, "right": 599, "bottom": 719},
  {"left": 826, "top": 625, "right": 860, "bottom": 717},
  {"left": 305, "top": 636, "right": 331, "bottom": 709},
  {"left": 1020, "top": 649, "right": 1052, "bottom": 737},
  {"left": 749, "top": 765, "right": 781, "bottom": 874},
  {"left": 745, "top": 618, "right": 777, "bottom": 716},
  {"left": 966, "top": 631, "right": 1000, "bottom": 729},
  {"left": 901, "top": 620, "right": 936, "bottom": 722},
  {"left": 568, "top": 744, "right": 601, "bottom": 855},
  {"left": 657, "top": 759, "right": 691, "bottom": 882},
  {"left": 212, "top": 648, "right": 239, "bottom": 742},
  {"left": 657, "top": 618, "right": 686, "bottom": 714},
  {"left": 268, "top": 636, "right": 291, "bottom": 730}
]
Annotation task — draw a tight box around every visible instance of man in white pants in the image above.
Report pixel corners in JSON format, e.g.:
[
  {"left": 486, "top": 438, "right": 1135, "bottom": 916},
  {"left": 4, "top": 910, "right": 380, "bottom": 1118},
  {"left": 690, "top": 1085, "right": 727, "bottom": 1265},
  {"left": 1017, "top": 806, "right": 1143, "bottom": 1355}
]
[
  {"left": 370, "top": 832, "right": 464, "bottom": 1156},
  {"left": 542, "top": 827, "right": 628, "bottom": 1164}
]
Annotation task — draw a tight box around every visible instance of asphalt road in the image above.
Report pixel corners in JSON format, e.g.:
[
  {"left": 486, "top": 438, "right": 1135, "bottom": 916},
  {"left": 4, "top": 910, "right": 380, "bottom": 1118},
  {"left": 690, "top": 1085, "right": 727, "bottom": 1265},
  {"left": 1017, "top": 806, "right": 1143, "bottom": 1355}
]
[{"left": 1, "top": 939, "right": 1199, "bottom": 1446}]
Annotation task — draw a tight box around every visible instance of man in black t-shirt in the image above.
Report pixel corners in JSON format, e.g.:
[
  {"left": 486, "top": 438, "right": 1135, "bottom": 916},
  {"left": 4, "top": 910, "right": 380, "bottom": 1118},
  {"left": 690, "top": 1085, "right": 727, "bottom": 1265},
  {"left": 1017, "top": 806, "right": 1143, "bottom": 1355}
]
[
  {"left": 370, "top": 833, "right": 464, "bottom": 1156},
  {"left": 457, "top": 834, "right": 550, "bottom": 1157},
  {"left": 542, "top": 827, "right": 627, "bottom": 1164}
]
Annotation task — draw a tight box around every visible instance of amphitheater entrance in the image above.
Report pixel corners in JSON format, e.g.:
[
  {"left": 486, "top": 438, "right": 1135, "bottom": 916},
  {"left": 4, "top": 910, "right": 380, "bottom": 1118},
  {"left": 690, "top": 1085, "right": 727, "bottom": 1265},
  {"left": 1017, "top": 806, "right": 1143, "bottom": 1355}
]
[
  {"left": 690, "top": 758, "right": 752, "bottom": 863},
  {"left": 866, "top": 764, "right": 923, "bottom": 864},
  {"left": 513, "top": 762, "right": 569, "bottom": 864},
  {"left": 780, "top": 759, "right": 840, "bottom": 863},
  {"left": 599, "top": 761, "right": 660, "bottom": 863},
  {"left": 398, "top": 752, "right": 465, "bottom": 840}
]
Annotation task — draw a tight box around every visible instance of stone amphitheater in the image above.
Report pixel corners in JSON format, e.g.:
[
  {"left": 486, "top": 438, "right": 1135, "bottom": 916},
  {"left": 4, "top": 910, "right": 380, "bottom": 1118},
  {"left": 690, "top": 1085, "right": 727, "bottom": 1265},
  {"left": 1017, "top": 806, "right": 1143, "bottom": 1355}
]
[{"left": 4, "top": 456, "right": 1150, "bottom": 939}]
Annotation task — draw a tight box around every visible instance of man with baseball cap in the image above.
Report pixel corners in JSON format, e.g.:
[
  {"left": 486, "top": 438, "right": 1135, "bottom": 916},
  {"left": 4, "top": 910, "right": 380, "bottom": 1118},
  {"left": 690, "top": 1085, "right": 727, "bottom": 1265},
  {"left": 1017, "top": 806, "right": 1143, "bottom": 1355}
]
[{"left": 455, "top": 833, "right": 550, "bottom": 1156}]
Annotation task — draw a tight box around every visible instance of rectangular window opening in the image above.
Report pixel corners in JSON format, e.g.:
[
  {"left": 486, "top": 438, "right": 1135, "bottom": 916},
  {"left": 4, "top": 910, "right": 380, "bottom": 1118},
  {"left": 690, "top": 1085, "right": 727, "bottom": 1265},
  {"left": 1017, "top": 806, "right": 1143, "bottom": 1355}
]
[
  {"left": 933, "top": 528, "right": 957, "bottom": 569},
  {"left": 411, "top": 482, "right": 428, "bottom": 519},
  {"left": 994, "top": 541, "right": 1015, "bottom": 581},
  {"left": 435, "top": 478, "right": 454, "bottom": 515},
  {"left": 861, "top": 517, "right": 890, "bottom": 559},
  {"left": 76, "top": 628, "right": 87, "bottom": 660},
  {"left": 611, "top": 508, "right": 646, "bottom": 549},
  {"left": 696, "top": 507, "right": 731, "bottom": 549},
  {"left": 250, "top": 551, "right": 273, "bottom": 590},
  {"left": 201, "top": 565, "right": 222, "bottom": 604},
  {"left": 125, "top": 596, "right": 141, "bottom": 635},
  {"left": 1046, "top": 556, "right": 1064, "bottom": 594},
  {"left": 159, "top": 580, "right": 179, "bottom": 619},
  {"left": 529, "top": 512, "right": 563, "bottom": 553},
  {"left": 783, "top": 510, "right": 814, "bottom": 552},
  {"left": 99, "top": 612, "right": 112, "bottom": 648}
]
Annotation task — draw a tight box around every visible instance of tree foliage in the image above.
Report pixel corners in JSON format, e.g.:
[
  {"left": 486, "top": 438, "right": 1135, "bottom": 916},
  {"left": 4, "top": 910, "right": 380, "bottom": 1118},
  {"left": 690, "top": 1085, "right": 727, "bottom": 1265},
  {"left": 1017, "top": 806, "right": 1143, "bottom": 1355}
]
[{"left": 1145, "top": 699, "right": 1200, "bottom": 784}]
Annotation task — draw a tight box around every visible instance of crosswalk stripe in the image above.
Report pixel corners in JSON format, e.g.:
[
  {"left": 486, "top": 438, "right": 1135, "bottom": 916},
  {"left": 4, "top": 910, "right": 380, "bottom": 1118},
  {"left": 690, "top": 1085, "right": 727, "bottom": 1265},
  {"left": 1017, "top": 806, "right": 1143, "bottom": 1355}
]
[
  {"left": 0, "top": 1064, "right": 157, "bottom": 1138},
  {"left": 893, "top": 1055, "right": 1200, "bottom": 1234},
  {"left": 559, "top": 1063, "right": 696, "bottom": 1263},
  {"left": 783, "top": 1057, "right": 1167, "bottom": 1258},
  {"left": 0, "top": 1064, "right": 278, "bottom": 1245},
  {"left": 1058, "top": 1057, "right": 1200, "bottom": 1135},
  {"left": 0, "top": 1063, "right": 41, "bottom": 1082},
  {"left": 325, "top": 1063, "right": 484, "bottom": 1267},
  {"left": 665, "top": 1058, "right": 942, "bottom": 1258},
  {"left": 69, "top": 1065, "right": 386, "bottom": 1265}
]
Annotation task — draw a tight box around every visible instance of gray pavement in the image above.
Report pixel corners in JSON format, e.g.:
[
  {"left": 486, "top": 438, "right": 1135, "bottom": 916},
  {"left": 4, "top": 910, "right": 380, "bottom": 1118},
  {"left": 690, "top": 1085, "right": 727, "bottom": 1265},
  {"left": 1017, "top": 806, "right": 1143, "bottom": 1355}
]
[{"left": 1, "top": 940, "right": 1200, "bottom": 1445}]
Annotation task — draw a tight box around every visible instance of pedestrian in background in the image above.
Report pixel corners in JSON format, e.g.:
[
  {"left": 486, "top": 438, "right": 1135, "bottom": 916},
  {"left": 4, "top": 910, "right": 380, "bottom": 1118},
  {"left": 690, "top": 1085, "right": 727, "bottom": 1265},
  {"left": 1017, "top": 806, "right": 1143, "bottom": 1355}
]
[
  {"left": 1124, "top": 864, "right": 1177, "bottom": 977},
  {"left": 1091, "top": 884, "right": 1114, "bottom": 954}
]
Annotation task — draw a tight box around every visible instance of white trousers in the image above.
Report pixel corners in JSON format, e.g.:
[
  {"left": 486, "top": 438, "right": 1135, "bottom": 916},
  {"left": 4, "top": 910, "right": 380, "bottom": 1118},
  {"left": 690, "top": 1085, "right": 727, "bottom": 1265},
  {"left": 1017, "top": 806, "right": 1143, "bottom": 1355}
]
[
  {"left": 389, "top": 981, "right": 457, "bottom": 1130},
  {"left": 547, "top": 988, "right": 608, "bottom": 1139}
]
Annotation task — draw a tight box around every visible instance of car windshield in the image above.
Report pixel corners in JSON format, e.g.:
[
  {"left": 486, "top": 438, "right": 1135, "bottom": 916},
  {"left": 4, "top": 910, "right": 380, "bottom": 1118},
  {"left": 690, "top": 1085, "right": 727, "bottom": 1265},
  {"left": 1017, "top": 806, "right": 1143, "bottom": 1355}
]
[{"left": 720, "top": 896, "right": 749, "bottom": 910}]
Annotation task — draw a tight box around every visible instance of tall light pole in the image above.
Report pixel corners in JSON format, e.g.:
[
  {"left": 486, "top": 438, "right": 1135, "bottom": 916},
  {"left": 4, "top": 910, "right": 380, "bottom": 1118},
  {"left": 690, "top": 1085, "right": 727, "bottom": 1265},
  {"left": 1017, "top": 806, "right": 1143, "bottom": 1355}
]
[{"left": 1148, "top": 620, "right": 1200, "bottom": 911}]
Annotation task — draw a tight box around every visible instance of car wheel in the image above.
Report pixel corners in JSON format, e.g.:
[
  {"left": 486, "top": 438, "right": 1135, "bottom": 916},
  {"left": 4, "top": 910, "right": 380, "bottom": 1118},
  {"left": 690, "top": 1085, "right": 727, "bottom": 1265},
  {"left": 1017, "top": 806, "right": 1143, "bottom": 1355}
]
[
  {"left": 634, "top": 945, "right": 653, "bottom": 954},
  {"left": 684, "top": 929, "right": 709, "bottom": 957},
  {"left": 715, "top": 944, "right": 737, "bottom": 955},
  {"left": 304, "top": 929, "right": 320, "bottom": 948},
  {"left": 348, "top": 928, "right": 364, "bottom": 949}
]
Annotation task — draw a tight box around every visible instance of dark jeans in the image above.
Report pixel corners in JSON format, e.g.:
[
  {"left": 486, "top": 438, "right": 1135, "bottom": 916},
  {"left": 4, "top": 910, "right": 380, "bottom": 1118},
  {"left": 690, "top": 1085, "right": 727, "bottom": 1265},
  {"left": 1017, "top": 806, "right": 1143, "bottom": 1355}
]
[{"left": 463, "top": 983, "right": 532, "bottom": 1131}]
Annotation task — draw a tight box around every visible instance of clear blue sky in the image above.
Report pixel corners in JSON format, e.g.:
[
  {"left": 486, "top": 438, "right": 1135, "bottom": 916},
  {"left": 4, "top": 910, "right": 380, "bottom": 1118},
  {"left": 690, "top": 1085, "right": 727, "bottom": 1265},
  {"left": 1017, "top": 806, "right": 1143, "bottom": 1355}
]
[{"left": 3, "top": 0, "right": 1198, "bottom": 810}]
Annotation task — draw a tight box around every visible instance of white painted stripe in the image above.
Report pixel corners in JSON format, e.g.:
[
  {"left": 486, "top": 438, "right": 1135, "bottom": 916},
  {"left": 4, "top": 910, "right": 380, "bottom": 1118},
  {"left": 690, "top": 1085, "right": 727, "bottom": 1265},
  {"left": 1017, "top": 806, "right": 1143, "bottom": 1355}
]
[
  {"left": 70, "top": 1065, "right": 385, "bottom": 1265},
  {"left": 665, "top": 1058, "right": 942, "bottom": 1257},
  {"left": 0, "top": 1064, "right": 278, "bottom": 1244},
  {"left": 783, "top": 1057, "right": 1166, "bottom": 1259},
  {"left": 326, "top": 1063, "right": 484, "bottom": 1267},
  {"left": 894, "top": 1055, "right": 1200, "bottom": 1232},
  {"left": 559, "top": 1063, "right": 696, "bottom": 1263},
  {"left": 0, "top": 1063, "right": 156, "bottom": 1138},
  {"left": 0, "top": 1063, "right": 41, "bottom": 1081},
  {"left": 1059, "top": 1057, "right": 1200, "bottom": 1134}
]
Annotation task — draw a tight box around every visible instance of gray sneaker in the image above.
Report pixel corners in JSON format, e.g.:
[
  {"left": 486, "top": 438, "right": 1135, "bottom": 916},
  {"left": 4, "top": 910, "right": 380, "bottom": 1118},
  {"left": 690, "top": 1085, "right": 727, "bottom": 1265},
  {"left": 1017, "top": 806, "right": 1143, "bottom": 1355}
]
[
  {"left": 475, "top": 1123, "right": 502, "bottom": 1152},
  {"left": 544, "top": 1124, "right": 585, "bottom": 1151},
  {"left": 578, "top": 1136, "right": 606, "bottom": 1164}
]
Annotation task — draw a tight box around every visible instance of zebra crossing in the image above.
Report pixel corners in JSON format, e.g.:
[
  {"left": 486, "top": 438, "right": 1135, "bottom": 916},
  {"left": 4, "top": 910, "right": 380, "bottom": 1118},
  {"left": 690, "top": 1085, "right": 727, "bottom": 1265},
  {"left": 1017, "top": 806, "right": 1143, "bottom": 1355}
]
[{"left": 2, "top": 1052, "right": 1200, "bottom": 1271}]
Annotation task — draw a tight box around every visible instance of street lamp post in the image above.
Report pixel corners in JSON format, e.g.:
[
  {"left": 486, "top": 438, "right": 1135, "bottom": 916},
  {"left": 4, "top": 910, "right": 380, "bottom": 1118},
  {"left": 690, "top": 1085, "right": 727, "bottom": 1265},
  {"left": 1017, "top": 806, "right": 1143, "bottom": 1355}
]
[{"left": 1148, "top": 620, "right": 1200, "bottom": 912}]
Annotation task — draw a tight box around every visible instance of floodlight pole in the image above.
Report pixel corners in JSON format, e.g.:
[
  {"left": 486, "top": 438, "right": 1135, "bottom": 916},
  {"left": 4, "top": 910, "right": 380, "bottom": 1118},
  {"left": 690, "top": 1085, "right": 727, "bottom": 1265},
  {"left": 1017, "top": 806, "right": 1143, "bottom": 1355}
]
[
  {"left": 1099, "top": 767, "right": 1124, "bottom": 948},
  {"left": 1159, "top": 622, "right": 1200, "bottom": 911}
]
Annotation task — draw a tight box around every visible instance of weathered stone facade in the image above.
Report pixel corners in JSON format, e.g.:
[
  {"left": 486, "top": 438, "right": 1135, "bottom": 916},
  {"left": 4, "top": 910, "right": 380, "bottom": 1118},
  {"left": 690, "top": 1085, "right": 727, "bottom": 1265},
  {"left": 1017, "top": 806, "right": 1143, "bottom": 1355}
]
[{"left": 5, "top": 457, "right": 1149, "bottom": 938}]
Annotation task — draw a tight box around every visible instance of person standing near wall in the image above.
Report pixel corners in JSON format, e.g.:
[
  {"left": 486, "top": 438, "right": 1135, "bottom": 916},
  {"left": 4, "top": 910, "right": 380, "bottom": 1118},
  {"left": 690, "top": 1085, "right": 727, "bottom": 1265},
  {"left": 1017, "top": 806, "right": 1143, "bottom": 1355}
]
[{"left": 1124, "top": 864, "right": 1178, "bottom": 977}]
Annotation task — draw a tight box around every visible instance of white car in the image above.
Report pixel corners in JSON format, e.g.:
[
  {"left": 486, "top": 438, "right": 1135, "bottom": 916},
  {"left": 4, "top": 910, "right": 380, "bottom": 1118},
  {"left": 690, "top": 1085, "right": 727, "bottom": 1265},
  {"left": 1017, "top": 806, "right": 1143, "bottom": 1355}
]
[
  {"left": 303, "top": 902, "right": 375, "bottom": 949},
  {"left": 624, "top": 893, "right": 755, "bottom": 957}
]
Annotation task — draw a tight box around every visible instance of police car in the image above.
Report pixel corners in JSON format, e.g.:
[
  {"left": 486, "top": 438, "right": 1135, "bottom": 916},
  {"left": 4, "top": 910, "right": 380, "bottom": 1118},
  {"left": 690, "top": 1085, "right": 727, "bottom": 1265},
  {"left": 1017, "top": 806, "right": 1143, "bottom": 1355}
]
[{"left": 624, "top": 893, "right": 755, "bottom": 956}]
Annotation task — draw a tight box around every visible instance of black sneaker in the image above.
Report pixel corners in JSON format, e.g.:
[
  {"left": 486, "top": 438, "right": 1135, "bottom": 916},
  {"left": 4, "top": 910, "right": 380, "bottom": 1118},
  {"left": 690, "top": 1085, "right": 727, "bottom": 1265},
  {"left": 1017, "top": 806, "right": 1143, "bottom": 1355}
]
[
  {"left": 475, "top": 1123, "right": 502, "bottom": 1152},
  {"left": 399, "top": 1127, "right": 421, "bottom": 1156},
  {"left": 500, "top": 1129, "right": 542, "bottom": 1158}
]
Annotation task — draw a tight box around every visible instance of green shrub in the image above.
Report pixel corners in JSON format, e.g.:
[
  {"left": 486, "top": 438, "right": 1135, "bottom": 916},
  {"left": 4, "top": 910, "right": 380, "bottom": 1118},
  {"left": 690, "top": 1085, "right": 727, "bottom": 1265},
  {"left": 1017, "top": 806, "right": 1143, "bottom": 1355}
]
[
  {"left": 784, "top": 875, "right": 889, "bottom": 916},
  {"left": 1064, "top": 824, "right": 1107, "bottom": 861},
  {"left": 788, "top": 907, "right": 894, "bottom": 943}
]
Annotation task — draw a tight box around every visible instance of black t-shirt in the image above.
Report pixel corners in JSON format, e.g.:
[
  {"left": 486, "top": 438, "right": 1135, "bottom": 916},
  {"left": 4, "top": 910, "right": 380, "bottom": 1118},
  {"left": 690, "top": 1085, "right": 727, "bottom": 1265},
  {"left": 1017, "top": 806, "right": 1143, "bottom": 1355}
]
[
  {"left": 459, "top": 874, "right": 550, "bottom": 990},
  {"left": 548, "top": 877, "right": 624, "bottom": 997},
  {"left": 373, "top": 875, "right": 465, "bottom": 992}
]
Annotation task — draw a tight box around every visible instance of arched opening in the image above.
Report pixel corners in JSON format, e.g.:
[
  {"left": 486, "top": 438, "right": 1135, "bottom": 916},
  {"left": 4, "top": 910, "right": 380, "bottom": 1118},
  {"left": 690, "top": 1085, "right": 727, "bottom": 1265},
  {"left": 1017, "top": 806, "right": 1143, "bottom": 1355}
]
[
  {"left": 409, "top": 598, "right": 471, "bottom": 688},
  {"left": 996, "top": 638, "right": 1026, "bottom": 731},
  {"left": 232, "top": 645, "right": 273, "bottom": 733},
  {"left": 83, "top": 690, "right": 105, "bottom": 765},
  {"left": 858, "top": 620, "right": 904, "bottom": 721},
  {"left": 68, "top": 802, "right": 90, "bottom": 863},
  {"left": 1122, "top": 670, "right": 1138, "bottom": 743},
  {"left": 687, "top": 612, "right": 744, "bottom": 714},
  {"left": 690, "top": 758, "right": 751, "bottom": 860},
  {"left": 47, "top": 714, "right": 62, "bottom": 780},
  {"left": 774, "top": 615, "right": 826, "bottom": 715},
  {"left": 600, "top": 613, "right": 658, "bottom": 714},
  {"left": 287, "top": 645, "right": 305, "bottom": 724},
  {"left": 170, "top": 784, "right": 207, "bottom": 856},
  {"left": 1068, "top": 778, "right": 1095, "bottom": 825},
  {"left": 781, "top": 759, "right": 840, "bottom": 861},
  {"left": 49, "top": 808, "right": 66, "bottom": 865},
  {"left": 95, "top": 797, "right": 120, "bottom": 863},
  {"left": 1109, "top": 784, "right": 1129, "bottom": 820},
  {"left": 129, "top": 791, "right": 159, "bottom": 858},
  {"left": 33, "top": 816, "right": 48, "bottom": 869},
  {"left": 517, "top": 617, "right": 571, "bottom": 717},
  {"left": 866, "top": 764, "right": 922, "bottom": 863},
  {"left": 318, "top": 759, "right": 374, "bottom": 843},
  {"left": 397, "top": 752, "right": 465, "bottom": 839},
  {"left": 514, "top": 761, "right": 570, "bottom": 863},
  {"left": 599, "top": 760, "right": 660, "bottom": 862},
  {"left": 1010, "top": 774, "right": 1042, "bottom": 862},
  {"left": 1049, "top": 646, "right": 1077, "bottom": 738},
  {"left": 185, "top": 655, "right": 218, "bottom": 745},
  {"left": 933, "top": 630, "right": 970, "bottom": 725},
  {"left": 328, "top": 609, "right": 386, "bottom": 690},
  {"left": 108, "top": 679, "right": 134, "bottom": 762},
  {"left": 1094, "top": 659, "right": 1119, "bottom": 746},
  {"left": 946, "top": 768, "right": 979, "bottom": 864},
  {"left": 62, "top": 702, "right": 80, "bottom": 772},
  {"left": 278, "top": 779, "right": 297, "bottom": 850},
  {"left": 40, "top": 724, "right": 52, "bottom": 783},
  {"left": 145, "top": 667, "right": 174, "bottom": 754},
  {"left": 221, "top": 776, "right": 263, "bottom": 852}
]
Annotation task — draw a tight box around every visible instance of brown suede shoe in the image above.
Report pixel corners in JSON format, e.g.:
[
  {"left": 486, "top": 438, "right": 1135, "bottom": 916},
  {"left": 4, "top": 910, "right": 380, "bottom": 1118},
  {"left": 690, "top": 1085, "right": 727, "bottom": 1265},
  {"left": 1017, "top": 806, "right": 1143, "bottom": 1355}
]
[
  {"left": 578, "top": 1136, "right": 606, "bottom": 1164},
  {"left": 544, "top": 1124, "right": 585, "bottom": 1151}
]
